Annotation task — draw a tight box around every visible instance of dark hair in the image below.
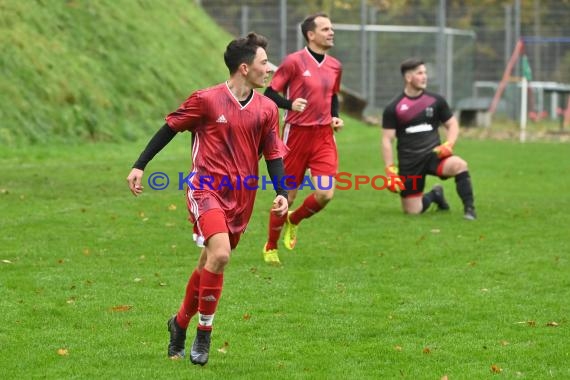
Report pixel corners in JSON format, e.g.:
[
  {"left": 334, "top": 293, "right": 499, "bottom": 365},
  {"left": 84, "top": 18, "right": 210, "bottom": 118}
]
[
  {"left": 301, "top": 12, "right": 329, "bottom": 42},
  {"left": 400, "top": 58, "right": 424, "bottom": 76},
  {"left": 224, "top": 32, "right": 268, "bottom": 74}
]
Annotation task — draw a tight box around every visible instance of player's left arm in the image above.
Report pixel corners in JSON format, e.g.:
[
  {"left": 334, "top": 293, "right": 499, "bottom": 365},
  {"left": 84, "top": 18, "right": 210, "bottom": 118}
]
[
  {"left": 434, "top": 97, "right": 458, "bottom": 158},
  {"left": 434, "top": 116, "right": 458, "bottom": 158},
  {"left": 331, "top": 68, "right": 343, "bottom": 132},
  {"left": 442, "top": 115, "right": 459, "bottom": 147},
  {"left": 331, "top": 93, "right": 344, "bottom": 132},
  {"left": 262, "top": 103, "right": 289, "bottom": 213},
  {"left": 265, "top": 158, "right": 288, "bottom": 216}
]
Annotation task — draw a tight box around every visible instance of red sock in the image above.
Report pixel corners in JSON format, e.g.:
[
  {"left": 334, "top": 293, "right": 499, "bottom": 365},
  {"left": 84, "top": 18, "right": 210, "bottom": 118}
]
[
  {"left": 266, "top": 212, "right": 287, "bottom": 250},
  {"left": 175, "top": 268, "right": 201, "bottom": 329},
  {"left": 290, "top": 193, "right": 324, "bottom": 225},
  {"left": 197, "top": 269, "right": 224, "bottom": 331}
]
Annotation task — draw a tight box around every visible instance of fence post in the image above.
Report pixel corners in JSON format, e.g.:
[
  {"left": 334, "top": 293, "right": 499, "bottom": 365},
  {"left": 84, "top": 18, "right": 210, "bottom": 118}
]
[
  {"left": 437, "top": 0, "right": 447, "bottom": 97},
  {"left": 368, "top": 8, "right": 377, "bottom": 109},
  {"left": 280, "top": 0, "right": 287, "bottom": 61},
  {"left": 240, "top": 5, "right": 249, "bottom": 37},
  {"left": 360, "top": 0, "right": 368, "bottom": 99}
]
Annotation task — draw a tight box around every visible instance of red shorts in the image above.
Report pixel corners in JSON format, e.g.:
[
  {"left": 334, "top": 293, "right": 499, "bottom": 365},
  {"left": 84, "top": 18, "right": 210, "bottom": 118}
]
[
  {"left": 192, "top": 208, "right": 242, "bottom": 250},
  {"left": 282, "top": 124, "right": 338, "bottom": 188}
]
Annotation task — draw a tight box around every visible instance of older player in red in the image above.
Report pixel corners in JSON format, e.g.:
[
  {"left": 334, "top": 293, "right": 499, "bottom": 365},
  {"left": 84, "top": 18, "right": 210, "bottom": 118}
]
[
  {"left": 262, "top": 12, "right": 343, "bottom": 264},
  {"left": 127, "top": 33, "right": 288, "bottom": 366}
]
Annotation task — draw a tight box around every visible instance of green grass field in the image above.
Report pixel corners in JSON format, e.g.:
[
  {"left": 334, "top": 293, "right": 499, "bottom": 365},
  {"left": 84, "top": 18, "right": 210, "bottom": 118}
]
[{"left": 1, "top": 118, "right": 568, "bottom": 379}]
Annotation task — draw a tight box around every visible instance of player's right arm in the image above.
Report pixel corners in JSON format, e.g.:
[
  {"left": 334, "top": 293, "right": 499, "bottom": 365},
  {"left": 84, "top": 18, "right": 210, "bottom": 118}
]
[
  {"left": 127, "top": 124, "right": 177, "bottom": 196},
  {"left": 381, "top": 105, "right": 398, "bottom": 168},
  {"left": 381, "top": 106, "right": 405, "bottom": 193},
  {"left": 264, "top": 56, "right": 307, "bottom": 113},
  {"left": 264, "top": 86, "right": 307, "bottom": 113},
  {"left": 381, "top": 128, "right": 396, "bottom": 168},
  {"left": 127, "top": 92, "right": 202, "bottom": 196}
]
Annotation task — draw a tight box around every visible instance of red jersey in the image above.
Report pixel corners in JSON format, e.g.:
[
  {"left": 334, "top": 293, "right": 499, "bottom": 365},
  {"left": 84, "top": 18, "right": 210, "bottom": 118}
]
[
  {"left": 269, "top": 47, "right": 342, "bottom": 127},
  {"left": 166, "top": 82, "right": 286, "bottom": 233}
]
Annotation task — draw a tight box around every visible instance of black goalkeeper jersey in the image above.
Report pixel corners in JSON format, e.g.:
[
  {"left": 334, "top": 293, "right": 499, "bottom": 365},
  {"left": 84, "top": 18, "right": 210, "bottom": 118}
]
[{"left": 382, "top": 90, "right": 453, "bottom": 170}]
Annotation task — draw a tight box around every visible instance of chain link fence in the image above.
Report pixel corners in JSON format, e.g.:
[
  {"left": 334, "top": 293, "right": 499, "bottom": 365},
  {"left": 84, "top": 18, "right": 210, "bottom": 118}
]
[{"left": 200, "top": 1, "right": 570, "bottom": 121}]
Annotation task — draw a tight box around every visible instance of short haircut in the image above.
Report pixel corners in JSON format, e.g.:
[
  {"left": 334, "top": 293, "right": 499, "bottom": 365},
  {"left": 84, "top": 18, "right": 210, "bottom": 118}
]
[
  {"left": 224, "top": 32, "right": 268, "bottom": 74},
  {"left": 301, "top": 12, "right": 329, "bottom": 42},
  {"left": 400, "top": 58, "right": 425, "bottom": 76}
]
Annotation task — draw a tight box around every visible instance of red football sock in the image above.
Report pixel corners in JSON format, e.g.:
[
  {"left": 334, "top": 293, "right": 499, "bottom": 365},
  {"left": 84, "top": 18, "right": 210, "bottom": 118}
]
[
  {"left": 197, "top": 269, "right": 224, "bottom": 331},
  {"left": 290, "top": 193, "right": 324, "bottom": 225},
  {"left": 266, "top": 212, "right": 287, "bottom": 250},
  {"left": 175, "top": 268, "right": 201, "bottom": 329}
]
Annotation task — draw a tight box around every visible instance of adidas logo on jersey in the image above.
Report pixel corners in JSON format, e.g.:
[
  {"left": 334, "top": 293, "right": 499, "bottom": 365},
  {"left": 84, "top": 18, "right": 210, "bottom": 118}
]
[
  {"left": 216, "top": 114, "right": 227, "bottom": 123},
  {"left": 302, "top": 70, "right": 311, "bottom": 77},
  {"left": 399, "top": 104, "right": 409, "bottom": 111}
]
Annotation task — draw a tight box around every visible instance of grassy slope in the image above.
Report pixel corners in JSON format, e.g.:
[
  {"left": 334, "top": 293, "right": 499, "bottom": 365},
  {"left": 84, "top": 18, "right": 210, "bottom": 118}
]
[{"left": 0, "top": 0, "right": 230, "bottom": 145}]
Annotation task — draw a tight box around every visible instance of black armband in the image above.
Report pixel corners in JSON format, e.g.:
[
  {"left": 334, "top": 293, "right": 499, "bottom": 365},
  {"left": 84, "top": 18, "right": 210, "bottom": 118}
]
[
  {"left": 132, "top": 123, "right": 177, "bottom": 170},
  {"left": 264, "top": 86, "right": 293, "bottom": 110},
  {"left": 265, "top": 158, "right": 288, "bottom": 198}
]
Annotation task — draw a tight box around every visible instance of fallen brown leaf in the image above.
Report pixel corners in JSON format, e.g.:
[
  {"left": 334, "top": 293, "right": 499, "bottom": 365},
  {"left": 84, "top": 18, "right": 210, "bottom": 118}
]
[
  {"left": 243, "top": 313, "right": 251, "bottom": 320},
  {"left": 423, "top": 347, "right": 431, "bottom": 354},
  {"left": 546, "top": 321, "right": 559, "bottom": 327},
  {"left": 490, "top": 364, "right": 502, "bottom": 373},
  {"left": 111, "top": 305, "right": 133, "bottom": 312}
]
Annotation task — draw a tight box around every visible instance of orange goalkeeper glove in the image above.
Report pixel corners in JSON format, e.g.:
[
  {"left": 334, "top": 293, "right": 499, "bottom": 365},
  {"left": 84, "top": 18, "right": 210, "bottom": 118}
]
[
  {"left": 385, "top": 164, "right": 405, "bottom": 193},
  {"left": 433, "top": 141, "right": 453, "bottom": 159}
]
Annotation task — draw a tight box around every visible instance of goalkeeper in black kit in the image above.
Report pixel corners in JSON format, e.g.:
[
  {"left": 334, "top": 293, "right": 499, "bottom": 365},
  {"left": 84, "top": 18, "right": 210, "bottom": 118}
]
[{"left": 381, "top": 58, "right": 476, "bottom": 220}]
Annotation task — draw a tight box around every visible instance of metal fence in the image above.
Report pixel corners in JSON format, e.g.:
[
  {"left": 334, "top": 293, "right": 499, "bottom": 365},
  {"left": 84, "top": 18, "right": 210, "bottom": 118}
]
[{"left": 200, "top": 0, "right": 570, "bottom": 119}]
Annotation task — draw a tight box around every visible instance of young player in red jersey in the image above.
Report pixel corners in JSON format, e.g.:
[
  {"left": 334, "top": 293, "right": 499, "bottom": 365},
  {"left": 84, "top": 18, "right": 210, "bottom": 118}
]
[
  {"left": 262, "top": 12, "right": 344, "bottom": 264},
  {"left": 381, "top": 58, "right": 476, "bottom": 220},
  {"left": 126, "top": 33, "right": 288, "bottom": 366}
]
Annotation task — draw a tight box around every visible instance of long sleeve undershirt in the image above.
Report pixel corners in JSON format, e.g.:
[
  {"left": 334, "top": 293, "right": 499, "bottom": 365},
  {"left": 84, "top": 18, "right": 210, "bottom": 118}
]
[{"left": 132, "top": 123, "right": 176, "bottom": 170}]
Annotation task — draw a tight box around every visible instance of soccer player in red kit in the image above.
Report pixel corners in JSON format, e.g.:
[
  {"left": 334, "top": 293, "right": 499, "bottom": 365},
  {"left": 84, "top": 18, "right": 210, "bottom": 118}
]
[
  {"left": 262, "top": 12, "right": 343, "bottom": 264},
  {"left": 126, "top": 33, "right": 288, "bottom": 366}
]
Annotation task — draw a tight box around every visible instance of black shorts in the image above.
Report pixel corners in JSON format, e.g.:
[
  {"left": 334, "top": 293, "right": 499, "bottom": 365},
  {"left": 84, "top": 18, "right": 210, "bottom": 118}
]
[{"left": 399, "top": 153, "right": 450, "bottom": 198}]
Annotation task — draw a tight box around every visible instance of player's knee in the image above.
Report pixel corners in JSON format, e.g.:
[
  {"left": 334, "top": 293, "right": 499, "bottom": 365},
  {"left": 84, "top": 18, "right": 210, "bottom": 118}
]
[
  {"left": 446, "top": 157, "right": 468, "bottom": 175},
  {"left": 403, "top": 206, "right": 422, "bottom": 215},
  {"left": 212, "top": 249, "right": 231, "bottom": 268},
  {"left": 315, "top": 189, "right": 334, "bottom": 205},
  {"left": 455, "top": 158, "right": 468, "bottom": 173},
  {"left": 402, "top": 197, "right": 422, "bottom": 214}
]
